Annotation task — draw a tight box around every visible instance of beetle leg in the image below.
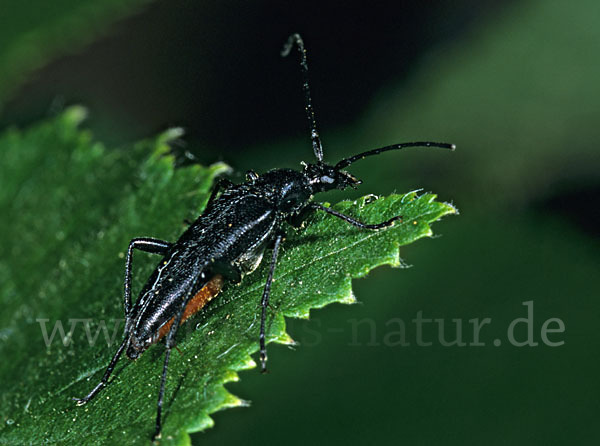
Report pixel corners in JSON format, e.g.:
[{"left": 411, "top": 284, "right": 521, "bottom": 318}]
[
  {"left": 259, "top": 232, "right": 284, "bottom": 373},
  {"left": 203, "top": 178, "right": 234, "bottom": 212},
  {"left": 246, "top": 170, "right": 259, "bottom": 181},
  {"left": 210, "top": 259, "right": 242, "bottom": 283},
  {"left": 72, "top": 238, "right": 172, "bottom": 407},
  {"left": 72, "top": 335, "right": 129, "bottom": 405},
  {"left": 124, "top": 238, "right": 172, "bottom": 317},
  {"left": 288, "top": 203, "right": 320, "bottom": 229},
  {"left": 310, "top": 203, "right": 402, "bottom": 230},
  {"left": 153, "top": 273, "right": 204, "bottom": 441},
  {"left": 184, "top": 177, "right": 233, "bottom": 227}
]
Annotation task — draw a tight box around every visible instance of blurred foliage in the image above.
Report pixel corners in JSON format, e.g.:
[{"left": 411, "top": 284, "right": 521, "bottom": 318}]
[
  {"left": 229, "top": 0, "right": 600, "bottom": 213},
  {"left": 352, "top": 0, "right": 600, "bottom": 207},
  {"left": 0, "top": 0, "right": 152, "bottom": 109}
]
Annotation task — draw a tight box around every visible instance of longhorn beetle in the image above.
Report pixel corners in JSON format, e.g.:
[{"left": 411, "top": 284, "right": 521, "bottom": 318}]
[{"left": 73, "top": 34, "right": 455, "bottom": 440}]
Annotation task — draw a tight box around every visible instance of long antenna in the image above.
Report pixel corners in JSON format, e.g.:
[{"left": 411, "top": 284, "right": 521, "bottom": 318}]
[
  {"left": 281, "top": 33, "right": 324, "bottom": 163},
  {"left": 335, "top": 141, "right": 455, "bottom": 170}
]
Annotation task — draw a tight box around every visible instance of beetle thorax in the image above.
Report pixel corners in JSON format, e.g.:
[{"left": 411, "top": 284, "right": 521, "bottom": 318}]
[
  {"left": 302, "top": 162, "right": 361, "bottom": 193},
  {"left": 253, "top": 169, "right": 313, "bottom": 215}
]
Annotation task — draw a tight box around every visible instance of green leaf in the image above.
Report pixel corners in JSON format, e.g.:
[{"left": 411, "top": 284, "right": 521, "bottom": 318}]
[
  {"left": 0, "top": 108, "right": 456, "bottom": 445},
  {"left": 0, "top": 0, "right": 154, "bottom": 108}
]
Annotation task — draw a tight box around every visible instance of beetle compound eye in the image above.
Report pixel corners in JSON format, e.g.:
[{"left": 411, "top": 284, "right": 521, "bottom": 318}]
[{"left": 321, "top": 175, "right": 334, "bottom": 184}]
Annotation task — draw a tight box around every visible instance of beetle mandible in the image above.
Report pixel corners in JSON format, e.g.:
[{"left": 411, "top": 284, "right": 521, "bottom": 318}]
[{"left": 73, "top": 33, "right": 455, "bottom": 440}]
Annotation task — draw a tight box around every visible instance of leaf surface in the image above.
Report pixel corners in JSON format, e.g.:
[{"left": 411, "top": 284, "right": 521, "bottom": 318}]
[{"left": 0, "top": 109, "right": 455, "bottom": 445}]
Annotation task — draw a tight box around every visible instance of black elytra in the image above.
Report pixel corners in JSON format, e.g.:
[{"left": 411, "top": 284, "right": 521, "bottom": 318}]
[{"left": 73, "top": 33, "right": 455, "bottom": 441}]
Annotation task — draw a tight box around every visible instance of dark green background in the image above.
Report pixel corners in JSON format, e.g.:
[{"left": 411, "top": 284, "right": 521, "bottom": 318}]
[{"left": 1, "top": 0, "right": 598, "bottom": 444}]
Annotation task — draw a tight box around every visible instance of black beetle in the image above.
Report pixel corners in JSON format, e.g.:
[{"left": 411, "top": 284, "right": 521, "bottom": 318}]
[{"left": 73, "top": 33, "right": 454, "bottom": 440}]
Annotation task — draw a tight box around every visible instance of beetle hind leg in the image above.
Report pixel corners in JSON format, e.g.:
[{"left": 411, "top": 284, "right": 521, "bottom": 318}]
[
  {"left": 152, "top": 275, "right": 203, "bottom": 441},
  {"left": 72, "top": 336, "right": 129, "bottom": 405},
  {"left": 259, "top": 233, "right": 284, "bottom": 373}
]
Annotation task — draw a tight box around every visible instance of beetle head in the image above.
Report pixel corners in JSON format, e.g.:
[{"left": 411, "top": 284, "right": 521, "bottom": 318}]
[
  {"left": 304, "top": 142, "right": 455, "bottom": 195},
  {"left": 282, "top": 33, "right": 455, "bottom": 201},
  {"left": 303, "top": 162, "right": 361, "bottom": 194}
]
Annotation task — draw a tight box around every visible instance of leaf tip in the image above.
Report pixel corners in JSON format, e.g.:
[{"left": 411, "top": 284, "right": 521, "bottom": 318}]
[
  {"left": 245, "top": 357, "right": 257, "bottom": 370},
  {"left": 160, "top": 127, "right": 186, "bottom": 143},
  {"left": 209, "top": 161, "right": 233, "bottom": 177},
  {"left": 275, "top": 332, "right": 297, "bottom": 346},
  {"left": 445, "top": 201, "right": 459, "bottom": 216},
  {"left": 62, "top": 105, "right": 88, "bottom": 126},
  {"left": 222, "top": 370, "right": 240, "bottom": 384},
  {"left": 338, "top": 291, "right": 358, "bottom": 305}
]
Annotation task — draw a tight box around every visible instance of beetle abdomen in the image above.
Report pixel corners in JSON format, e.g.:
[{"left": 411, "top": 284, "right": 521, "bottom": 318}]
[{"left": 157, "top": 274, "right": 224, "bottom": 341}]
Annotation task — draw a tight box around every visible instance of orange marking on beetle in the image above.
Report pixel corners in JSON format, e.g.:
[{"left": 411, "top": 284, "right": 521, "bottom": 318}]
[{"left": 157, "top": 274, "right": 224, "bottom": 341}]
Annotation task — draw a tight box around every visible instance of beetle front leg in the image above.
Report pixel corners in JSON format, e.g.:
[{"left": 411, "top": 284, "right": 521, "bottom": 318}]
[
  {"left": 246, "top": 170, "right": 259, "bottom": 181},
  {"left": 287, "top": 205, "right": 314, "bottom": 229},
  {"left": 184, "top": 179, "right": 234, "bottom": 225},
  {"left": 259, "top": 232, "right": 284, "bottom": 373},
  {"left": 310, "top": 203, "right": 402, "bottom": 230},
  {"left": 203, "top": 178, "right": 234, "bottom": 212}
]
